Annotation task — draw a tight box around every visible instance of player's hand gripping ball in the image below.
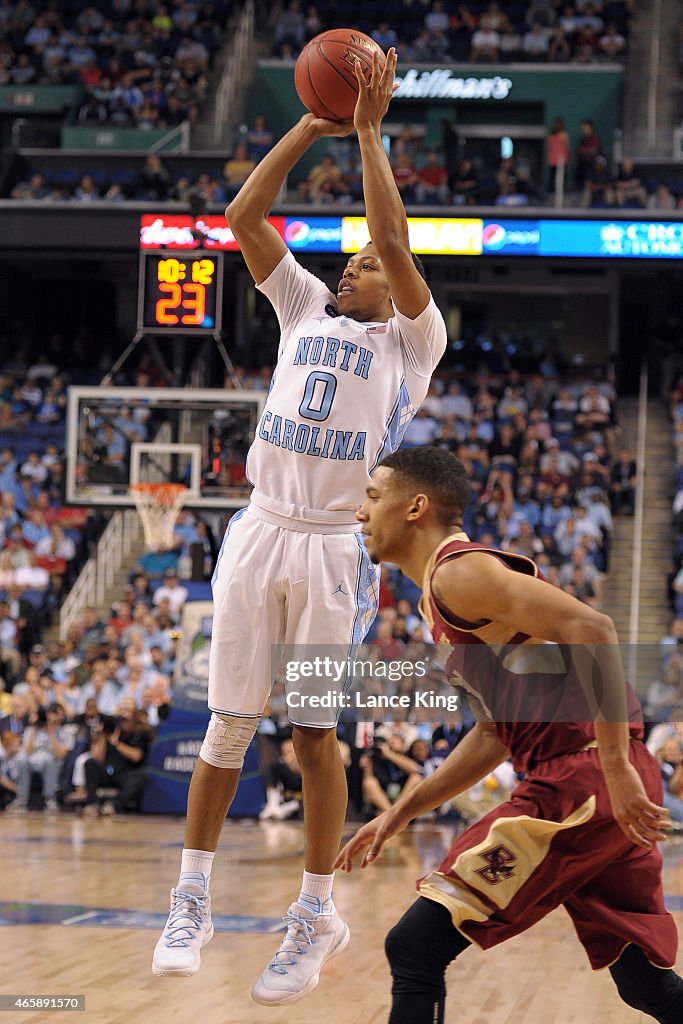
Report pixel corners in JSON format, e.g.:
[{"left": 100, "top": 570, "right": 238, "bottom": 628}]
[{"left": 294, "top": 28, "right": 387, "bottom": 122}]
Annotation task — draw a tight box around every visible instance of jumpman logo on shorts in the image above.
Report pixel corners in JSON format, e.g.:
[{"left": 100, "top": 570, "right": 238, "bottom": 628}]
[{"left": 332, "top": 581, "right": 347, "bottom": 596}]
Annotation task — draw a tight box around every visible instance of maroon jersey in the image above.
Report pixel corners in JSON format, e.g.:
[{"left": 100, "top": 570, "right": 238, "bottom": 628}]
[{"left": 419, "top": 534, "right": 643, "bottom": 773}]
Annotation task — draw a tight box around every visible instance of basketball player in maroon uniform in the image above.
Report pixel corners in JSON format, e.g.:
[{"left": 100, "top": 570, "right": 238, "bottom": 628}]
[{"left": 336, "top": 446, "right": 682, "bottom": 1023}]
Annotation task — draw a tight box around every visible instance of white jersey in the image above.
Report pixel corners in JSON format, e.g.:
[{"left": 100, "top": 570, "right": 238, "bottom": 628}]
[{"left": 247, "top": 251, "right": 447, "bottom": 514}]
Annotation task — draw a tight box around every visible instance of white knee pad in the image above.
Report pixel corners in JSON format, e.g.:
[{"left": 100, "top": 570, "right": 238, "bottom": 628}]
[{"left": 199, "top": 712, "right": 259, "bottom": 769}]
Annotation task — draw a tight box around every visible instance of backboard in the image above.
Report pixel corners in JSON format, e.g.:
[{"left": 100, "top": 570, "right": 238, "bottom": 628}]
[{"left": 66, "top": 386, "right": 266, "bottom": 509}]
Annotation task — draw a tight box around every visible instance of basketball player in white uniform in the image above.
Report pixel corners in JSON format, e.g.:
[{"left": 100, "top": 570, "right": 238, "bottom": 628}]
[{"left": 153, "top": 48, "right": 447, "bottom": 1004}]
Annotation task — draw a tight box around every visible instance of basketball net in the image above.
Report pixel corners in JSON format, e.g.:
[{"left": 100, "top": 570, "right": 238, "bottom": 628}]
[{"left": 130, "top": 483, "right": 187, "bottom": 551}]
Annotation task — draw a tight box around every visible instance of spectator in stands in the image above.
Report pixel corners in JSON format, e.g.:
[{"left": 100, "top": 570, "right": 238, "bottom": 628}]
[
  {"left": 469, "top": 22, "right": 500, "bottom": 61},
  {"left": 522, "top": 21, "right": 550, "bottom": 59},
  {"left": 449, "top": 4, "right": 477, "bottom": 60},
  {"left": 10, "top": 703, "right": 73, "bottom": 812},
  {"left": 450, "top": 158, "right": 479, "bottom": 205},
  {"left": 298, "top": 152, "right": 346, "bottom": 204},
  {"left": 610, "top": 447, "right": 637, "bottom": 514},
  {"left": 246, "top": 115, "right": 273, "bottom": 163},
  {"left": 495, "top": 157, "right": 530, "bottom": 206},
  {"left": 526, "top": 0, "right": 556, "bottom": 27},
  {"left": 136, "top": 155, "right": 171, "bottom": 201},
  {"left": 10, "top": 53, "right": 36, "bottom": 84},
  {"left": 661, "top": 618, "right": 683, "bottom": 662},
  {"left": 73, "top": 175, "right": 100, "bottom": 202},
  {"left": 83, "top": 705, "right": 151, "bottom": 814},
  {"left": 0, "top": 730, "right": 21, "bottom": 810},
  {"left": 11, "top": 174, "right": 49, "bottom": 200},
  {"left": 655, "top": 737, "right": 683, "bottom": 825},
  {"left": 479, "top": 1, "right": 511, "bottom": 33},
  {"left": 548, "top": 24, "right": 572, "bottom": 61},
  {"left": 599, "top": 21, "right": 626, "bottom": 60},
  {"left": 137, "top": 545, "right": 179, "bottom": 579},
  {"left": 78, "top": 666, "right": 121, "bottom": 716},
  {"left": 175, "top": 34, "right": 209, "bottom": 70},
  {"left": 260, "top": 737, "right": 303, "bottom": 820},
  {"left": 220, "top": 144, "right": 256, "bottom": 203},
  {"left": 0, "top": 600, "right": 21, "bottom": 682},
  {"left": 360, "top": 734, "right": 423, "bottom": 816},
  {"left": 392, "top": 152, "right": 420, "bottom": 205},
  {"left": 647, "top": 656, "right": 683, "bottom": 724},
  {"left": 575, "top": 118, "right": 601, "bottom": 190},
  {"left": 546, "top": 116, "right": 570, "bottom": 195},
  {"left": 303, "top": 4, "right": 322, "bottom": 42},
  {"left": 372, "top": 21, "right": 399, "bottom": 52},
  {"left": 152, "top": 568, "right": 189, "bottom": 621},
  {"left": 614, "top": 158, "right": 646, "bottom": 208},
  {"left": 273, "top": 0, "right": 305, "bottom": 56},
  {"left": 582, "top": 154, "right": 614, "bottom": 207},
  {"left": 415, "top": 150, "right": 449, "bottom": 205},
  {"left": 649, "top": 183, "right": 677, "bottom": 211}
]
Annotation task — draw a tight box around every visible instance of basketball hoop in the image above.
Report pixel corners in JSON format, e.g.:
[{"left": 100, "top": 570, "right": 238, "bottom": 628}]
[{"left": 130, "top": 482, "right": 187, "bottom": 551}]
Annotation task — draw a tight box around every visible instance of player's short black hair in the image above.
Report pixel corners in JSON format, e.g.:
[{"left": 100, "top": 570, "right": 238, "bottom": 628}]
[{"left": 379, "top": 446, "right": 469, "bottom": 526}]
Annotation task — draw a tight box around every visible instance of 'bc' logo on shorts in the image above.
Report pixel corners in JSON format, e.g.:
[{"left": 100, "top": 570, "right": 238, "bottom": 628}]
[{"left": 474, "top": 844, "right": 516, "bottom": 885}]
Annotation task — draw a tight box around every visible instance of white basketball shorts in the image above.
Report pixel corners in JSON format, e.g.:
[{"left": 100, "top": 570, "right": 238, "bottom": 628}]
[{"left": 208, "top": 492, "right": 379, "bottom": 728}]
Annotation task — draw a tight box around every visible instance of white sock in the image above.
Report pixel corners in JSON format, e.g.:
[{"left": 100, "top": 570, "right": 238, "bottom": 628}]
[
  {"left": 178, "top": 849, "right": 214, "bottom": 893},
  {"left": 298, "top": 870, "right": 334, "bottom": 914}
]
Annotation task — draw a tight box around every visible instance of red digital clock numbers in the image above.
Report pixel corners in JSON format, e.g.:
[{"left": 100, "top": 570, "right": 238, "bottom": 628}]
[{"left": 138, "top": 253, "right": 222, "bottom": 333}]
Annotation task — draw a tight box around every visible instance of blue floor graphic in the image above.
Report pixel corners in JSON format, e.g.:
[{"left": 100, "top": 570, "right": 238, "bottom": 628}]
[{"left": 0, "top": 902, "right": 284, "bottom": 932}]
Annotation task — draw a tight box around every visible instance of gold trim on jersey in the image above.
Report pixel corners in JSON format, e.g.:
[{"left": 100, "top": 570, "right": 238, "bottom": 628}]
[{"left": 418, "top": 796, "right": 597, "bottom": 927}]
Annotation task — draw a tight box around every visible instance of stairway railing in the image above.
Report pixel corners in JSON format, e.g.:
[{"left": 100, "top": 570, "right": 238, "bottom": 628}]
[
  {"left": 214, "top": 0, "right": 255, "bottom": 148},
  {"left": 627, "top": 361, "right": 648, "bottom": 684},
  {"left": 60, "top": 509, "right": 141, "bottom": 639}
]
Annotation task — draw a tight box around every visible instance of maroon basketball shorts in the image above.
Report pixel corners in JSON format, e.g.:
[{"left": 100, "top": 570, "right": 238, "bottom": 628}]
[{"left": 418, "top": 739, "right": 678, "bottom": 969}]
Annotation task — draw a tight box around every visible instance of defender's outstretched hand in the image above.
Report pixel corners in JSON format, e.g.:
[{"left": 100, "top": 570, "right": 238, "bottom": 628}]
[
  {"left": 353, "top": 47, "right": 399, "bottom": 132},
  {"left": 334, "top": 806, "right": 410, "bottom": 873}
]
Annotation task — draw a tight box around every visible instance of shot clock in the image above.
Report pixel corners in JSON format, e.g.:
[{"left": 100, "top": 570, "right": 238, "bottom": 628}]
[{"left": 137, "top": 251, "right": 223, "bottom": 334}]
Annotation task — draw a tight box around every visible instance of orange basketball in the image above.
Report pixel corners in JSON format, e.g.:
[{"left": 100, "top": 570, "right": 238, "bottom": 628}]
[{"left": 294, "top": 29, "right": 386, "bottom": 122}]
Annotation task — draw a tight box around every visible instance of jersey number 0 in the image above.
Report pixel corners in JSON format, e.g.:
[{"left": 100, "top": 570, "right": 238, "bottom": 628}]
[{"left": 298, "top": 371, "right": 337, "bottom": 422}]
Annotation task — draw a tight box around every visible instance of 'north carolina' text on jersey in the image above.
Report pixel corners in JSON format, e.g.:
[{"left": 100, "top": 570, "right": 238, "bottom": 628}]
[{"left": 247, "top": 252, "right": 447, "bottom": 513}]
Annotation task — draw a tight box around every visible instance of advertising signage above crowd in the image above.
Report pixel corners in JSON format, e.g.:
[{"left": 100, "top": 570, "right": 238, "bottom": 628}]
[{"left": 140, "top": 214, "right": 683, "bottom": 260}]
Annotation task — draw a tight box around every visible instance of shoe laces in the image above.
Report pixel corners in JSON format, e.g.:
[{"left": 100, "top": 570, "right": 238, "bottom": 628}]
[
  {"left": 162, "top": 890, "right": 208, "bottom": 948},
  {"left": 267, "top": 908, "right": 317, "bottom": 974}
]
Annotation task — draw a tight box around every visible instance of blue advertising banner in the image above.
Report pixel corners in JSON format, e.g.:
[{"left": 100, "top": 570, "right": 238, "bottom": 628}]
[
  {"left": 141, "top": 706, "right": 265, "bottom": 817},
  {"left": 538, "top": 219, "right": 683, "bottom": 258},
  {"left": 142, "top": 212, "right": 683, "bottom": 259}
]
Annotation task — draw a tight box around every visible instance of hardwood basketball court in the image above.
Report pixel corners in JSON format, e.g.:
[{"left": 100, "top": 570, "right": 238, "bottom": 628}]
[{"left": 3, "top": 814, "right": 681, "bottom": 1024}]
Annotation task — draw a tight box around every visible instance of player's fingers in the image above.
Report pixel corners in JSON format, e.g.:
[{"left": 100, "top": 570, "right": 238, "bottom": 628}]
[
  {"left": 334, "top": 832, "right": 372, "bottom": 872},
  {"left": 353, "top": 58, "right": 367, "bottom": 91},
  {"left": 362, "top": 827, "right": 389, "bottom": 867},
  {"left": 623, "top": 822, "right": 652, "bottom": 849}
]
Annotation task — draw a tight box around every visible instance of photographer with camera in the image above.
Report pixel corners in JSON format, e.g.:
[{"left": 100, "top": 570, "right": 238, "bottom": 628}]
[
  {"left": 82, "top": 702, "right": 152, "bottom": 815},
  {"left": 360, "top": 733, "right": 423, "bottom": 817}
]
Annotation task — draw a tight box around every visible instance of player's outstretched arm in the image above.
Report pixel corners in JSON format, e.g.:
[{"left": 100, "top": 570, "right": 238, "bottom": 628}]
[
  {"left": 353, "top": 49, "right": 430, "bottom": 320},
  {"left": 335, "top": 724, "right": 509, "bottom": 872},
  {"left": 431, "top": 554, "right": 672, "bottom": 849},
  {"left": 226, "top": 114, "right": 353, "bottom": 285}
]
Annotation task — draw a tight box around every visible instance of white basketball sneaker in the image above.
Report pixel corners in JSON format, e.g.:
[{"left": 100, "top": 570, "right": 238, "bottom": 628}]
[
  {"left": 152, "top": 886, "right": 214, "bottom": 976},
  {"left": 251, "top": 901, "right": 350, "bottom": 1006}
]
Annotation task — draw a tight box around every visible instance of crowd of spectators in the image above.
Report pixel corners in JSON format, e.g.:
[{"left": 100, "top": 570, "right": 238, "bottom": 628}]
[
  {"left": 9, "top": 115, "right": 274, "bottom": 202},
  {"left": 0, "top": 0, "right": 233, "bottom": 128},
  {"left": 0, "top": 353, "right": 95, "bottom": 656},
  {"left": 271, "top": 0, "right": 632, "bottom": 65},
  {"left": 0, "top": 547, "right": 192, "bottom": 814}
]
